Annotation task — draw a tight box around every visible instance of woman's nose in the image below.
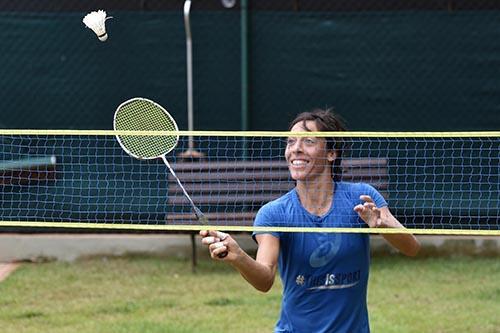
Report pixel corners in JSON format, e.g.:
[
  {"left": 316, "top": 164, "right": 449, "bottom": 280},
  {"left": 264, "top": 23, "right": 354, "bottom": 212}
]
[{"left": 290, "top": 139, "right": 303, "bottom": 152}]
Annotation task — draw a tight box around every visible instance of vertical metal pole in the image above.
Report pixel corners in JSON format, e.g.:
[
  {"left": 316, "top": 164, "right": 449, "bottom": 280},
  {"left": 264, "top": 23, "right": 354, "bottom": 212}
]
[
  {"left": 240, "top": 0, "right": 249, "bottom": 159},
  {"left": 184, "top": 0, "right": 194, "bottom": 151}
]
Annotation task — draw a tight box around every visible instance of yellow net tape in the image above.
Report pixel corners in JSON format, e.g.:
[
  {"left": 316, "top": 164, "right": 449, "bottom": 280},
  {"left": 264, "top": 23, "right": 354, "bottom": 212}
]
[
  {"left": 0, "top": 129, "right": 499, "bottom": 137},
  {"left": 0, "top": 221, "right": 499, "bottom": 236}
]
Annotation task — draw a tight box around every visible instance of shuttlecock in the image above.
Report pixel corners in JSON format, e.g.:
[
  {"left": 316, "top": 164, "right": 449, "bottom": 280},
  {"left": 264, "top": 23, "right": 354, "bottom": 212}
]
[{"left": 83, "top": 10, "right": 112, "bottom": 42}]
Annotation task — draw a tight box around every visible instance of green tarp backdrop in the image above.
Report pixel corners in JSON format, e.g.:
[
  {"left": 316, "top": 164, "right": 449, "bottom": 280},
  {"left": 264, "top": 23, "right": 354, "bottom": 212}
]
[{"left": 0, "top": 8, "right": 499, "bottom": 130}]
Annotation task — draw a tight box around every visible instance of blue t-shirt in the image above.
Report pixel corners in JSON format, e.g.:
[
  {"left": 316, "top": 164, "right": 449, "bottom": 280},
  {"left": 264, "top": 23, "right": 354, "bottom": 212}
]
[{"left": 253, "top": 182, "right": 387, "bottom": 333}]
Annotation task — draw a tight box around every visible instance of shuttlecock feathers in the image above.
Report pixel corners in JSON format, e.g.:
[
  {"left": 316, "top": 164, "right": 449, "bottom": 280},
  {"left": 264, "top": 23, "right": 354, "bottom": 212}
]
[{"left": 83, "top": 10, "right": 112, "bottom": 42}]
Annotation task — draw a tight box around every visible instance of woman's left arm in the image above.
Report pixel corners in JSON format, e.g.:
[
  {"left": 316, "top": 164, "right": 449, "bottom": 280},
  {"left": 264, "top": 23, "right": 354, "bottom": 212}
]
[
  {"left": 376, "top": 206, "right": 420, "bottom": 256},
  {"left": 354, "top": 195, "right": 421, "bottom": 257}
]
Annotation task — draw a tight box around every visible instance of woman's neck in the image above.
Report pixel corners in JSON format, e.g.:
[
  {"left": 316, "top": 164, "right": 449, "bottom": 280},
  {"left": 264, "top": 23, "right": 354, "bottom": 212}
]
[{"left": 295, "top": 176, "right": 335, "bottom": 216}]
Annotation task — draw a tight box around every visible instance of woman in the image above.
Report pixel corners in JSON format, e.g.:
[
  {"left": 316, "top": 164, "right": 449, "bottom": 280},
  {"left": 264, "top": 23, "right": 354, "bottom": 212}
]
[{"left": 200, "top": 109, "right": 420, "bottom": 332}]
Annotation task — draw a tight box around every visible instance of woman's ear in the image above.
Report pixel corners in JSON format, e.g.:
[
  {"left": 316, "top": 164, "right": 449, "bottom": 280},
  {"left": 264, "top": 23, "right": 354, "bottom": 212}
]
[{"left": 327, "top": 150, "right": 337, "bottom": 162}]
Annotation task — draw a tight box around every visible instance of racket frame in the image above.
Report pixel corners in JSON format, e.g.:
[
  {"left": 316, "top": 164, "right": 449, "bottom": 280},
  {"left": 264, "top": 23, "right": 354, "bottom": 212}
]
[{"left": 113, "top": 97, "right": 180, "bottom": 160}]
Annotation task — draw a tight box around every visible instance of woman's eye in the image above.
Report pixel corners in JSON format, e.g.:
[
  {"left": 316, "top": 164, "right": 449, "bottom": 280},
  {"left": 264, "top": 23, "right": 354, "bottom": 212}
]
[{"left": 304, "top": 138, "right": 316, "bottom": 145}]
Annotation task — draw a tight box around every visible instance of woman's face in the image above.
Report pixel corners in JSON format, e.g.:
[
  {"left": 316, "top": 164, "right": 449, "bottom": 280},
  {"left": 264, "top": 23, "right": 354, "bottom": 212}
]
[{"left": 285, "top": 120, "right": 335, "bottom": 182}]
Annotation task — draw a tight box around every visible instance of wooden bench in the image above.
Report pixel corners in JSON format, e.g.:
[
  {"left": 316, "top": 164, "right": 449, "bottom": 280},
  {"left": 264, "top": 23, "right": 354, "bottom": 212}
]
[
  {"left": 166, "top": 158, "right": 388, "bottom": 225},
  {"left": 0, "top": 156, "right": 57, "bottom": 186}
]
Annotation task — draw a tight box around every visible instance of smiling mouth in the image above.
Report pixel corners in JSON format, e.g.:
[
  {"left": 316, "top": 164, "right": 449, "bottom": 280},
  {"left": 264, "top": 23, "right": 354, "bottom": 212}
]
[{"left": 290, "top": 159, "right": 309, "bottom": 167}]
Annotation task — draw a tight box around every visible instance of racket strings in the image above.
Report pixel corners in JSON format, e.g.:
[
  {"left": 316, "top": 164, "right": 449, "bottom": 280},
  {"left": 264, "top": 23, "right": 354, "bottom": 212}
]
[{"left": 115, "top": 99, "right": 178, "bottom": 159}]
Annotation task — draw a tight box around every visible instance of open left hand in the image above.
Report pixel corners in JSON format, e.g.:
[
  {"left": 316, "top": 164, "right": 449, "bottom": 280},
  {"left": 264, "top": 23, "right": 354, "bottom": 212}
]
[{"left": 353, "top": 195, "right": 390, "bottom": 228}]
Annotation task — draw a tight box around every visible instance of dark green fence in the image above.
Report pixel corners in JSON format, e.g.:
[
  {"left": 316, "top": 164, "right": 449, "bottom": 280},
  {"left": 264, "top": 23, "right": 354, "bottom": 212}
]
[{"left": 0, "top": 1, "right": 499, "bottom": 131}]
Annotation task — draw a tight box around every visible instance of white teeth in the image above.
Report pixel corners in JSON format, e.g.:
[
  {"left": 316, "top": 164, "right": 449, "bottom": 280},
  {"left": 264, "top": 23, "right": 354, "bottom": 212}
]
[{"left": 292, "top": 160, "right": 307, "bottom": 166}]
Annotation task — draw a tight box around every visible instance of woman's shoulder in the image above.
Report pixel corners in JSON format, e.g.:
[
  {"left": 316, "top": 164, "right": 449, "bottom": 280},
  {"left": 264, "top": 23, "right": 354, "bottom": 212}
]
[
  {"left": 258, "top": 188, "right": 296, "bottom": 213},
  {"left": 254, "top": 189, "right": 295, "bottom": 227},
  {"left": 337, "top": 181, "right": 387, "bottom": 207},
  {"left": 337, "top": 181, "right": 376, "bottom": 193}
]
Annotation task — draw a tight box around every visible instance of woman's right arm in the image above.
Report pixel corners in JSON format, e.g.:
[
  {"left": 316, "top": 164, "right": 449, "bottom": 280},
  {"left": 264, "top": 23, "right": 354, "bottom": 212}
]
[
  {"left": 232, "top": 234, "right": 279, "bottom": 292},
  {"left": 200, "top": 231, "right": 279, "bottom": 292}
]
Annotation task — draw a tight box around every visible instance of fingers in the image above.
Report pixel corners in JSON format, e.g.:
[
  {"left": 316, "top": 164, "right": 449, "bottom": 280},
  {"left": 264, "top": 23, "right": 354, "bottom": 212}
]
[
  {"left": 206, "top": 240, "right": 228, "bottom": 259},
  {"left": 201, "top": 236, "right": 220, "bottom": 245},
  {"left": 359, "top": 195, "right": 374, "bottom": 203},
  {"left": 354, "top": 202, "right": 377, "bottom": 213},
  {"left": 214, "top": 231, "right": 229, "bottom": 240},
  {"left": 356, "top": 195, "right": 379, "bottom": 217},
  {"left": 200, "top": 230, "right": 228, "bottom": 239},
  {"left": 200, "top": 230, "right": 230, "bottom": 259},
  {"left": 209, "top": 241, "right": 228, "bottom": 255},
  {"left": 354, "top": 201, "right": 382, "bottom": 228},
  {"left": 353, "top": 204, "right": 364, "bottom": 213}
]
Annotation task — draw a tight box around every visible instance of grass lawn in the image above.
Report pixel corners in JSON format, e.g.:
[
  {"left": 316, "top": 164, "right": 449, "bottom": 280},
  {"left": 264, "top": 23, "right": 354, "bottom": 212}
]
[{"left": 0, "top": 254, "right": 498, "bottom": 333}]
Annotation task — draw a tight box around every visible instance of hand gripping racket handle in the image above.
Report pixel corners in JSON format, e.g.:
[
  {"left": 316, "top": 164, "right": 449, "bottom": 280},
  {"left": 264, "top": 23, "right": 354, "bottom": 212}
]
[{"left": 193, "top": 207, "right": 228, "bottom": 258}]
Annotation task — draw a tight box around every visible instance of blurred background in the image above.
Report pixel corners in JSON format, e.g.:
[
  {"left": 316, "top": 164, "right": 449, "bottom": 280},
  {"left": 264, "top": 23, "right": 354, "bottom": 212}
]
[{"left": 0, "top": 0, "right": 499, "bottom": 131}]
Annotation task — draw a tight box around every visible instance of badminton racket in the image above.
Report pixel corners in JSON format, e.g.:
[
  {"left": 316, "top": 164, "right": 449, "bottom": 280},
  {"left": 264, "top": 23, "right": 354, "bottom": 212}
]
[{"left": 113, "top": 97, "right": 227, "bottom": 257}]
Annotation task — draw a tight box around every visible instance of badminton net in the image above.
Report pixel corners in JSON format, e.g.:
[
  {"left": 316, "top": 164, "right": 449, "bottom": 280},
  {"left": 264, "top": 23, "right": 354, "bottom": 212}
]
[{"left": 0, "top": 130, "right": 498, "bottom": 236}]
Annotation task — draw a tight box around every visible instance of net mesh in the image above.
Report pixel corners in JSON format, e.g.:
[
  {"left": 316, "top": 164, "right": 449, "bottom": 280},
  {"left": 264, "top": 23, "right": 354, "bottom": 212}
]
[
  {"left": 0, "top": 132, "right": 498, "bottom": 234},
  {"left": 114, "top": 99, "right": 178, "bottom": 159}
]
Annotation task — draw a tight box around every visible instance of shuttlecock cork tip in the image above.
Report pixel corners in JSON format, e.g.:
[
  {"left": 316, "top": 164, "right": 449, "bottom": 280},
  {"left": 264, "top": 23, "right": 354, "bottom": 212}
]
[
  {"left": 98, "top": 33, "right": 108, "bottom": 42},
  {"left": 83, "top": 10, "right": 112, "bottom": 42}
]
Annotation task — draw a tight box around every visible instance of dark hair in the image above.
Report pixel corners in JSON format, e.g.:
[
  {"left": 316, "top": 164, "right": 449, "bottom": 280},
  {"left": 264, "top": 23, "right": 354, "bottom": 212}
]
[{"left": 288, "top": 108, "right": 347, "bottom": 181}]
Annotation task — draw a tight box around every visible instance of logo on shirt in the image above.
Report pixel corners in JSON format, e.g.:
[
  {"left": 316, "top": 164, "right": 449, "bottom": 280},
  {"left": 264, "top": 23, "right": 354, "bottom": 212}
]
[
  {"left": 308, "top": 234, "right": 341, "bottom": 268},
  {"left": 295, "top": 270, "right": 361, "bottom": 290},
  {"left": 307, "top": 271, "right": 360, "bottom": 290}
]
